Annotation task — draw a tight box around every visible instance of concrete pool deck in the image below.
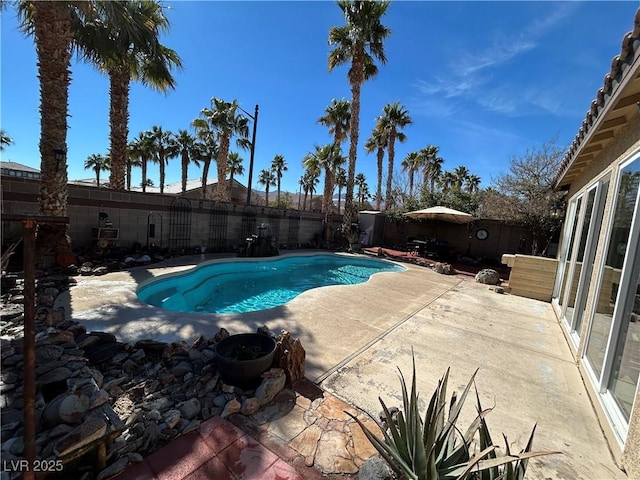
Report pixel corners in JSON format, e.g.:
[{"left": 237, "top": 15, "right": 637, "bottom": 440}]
[{"left": 58, "top": 251, "right": 627, "bottom": 479}]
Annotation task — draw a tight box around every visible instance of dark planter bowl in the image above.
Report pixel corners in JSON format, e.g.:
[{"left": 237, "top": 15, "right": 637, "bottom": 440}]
[{"left": 214, "top": 333, "right": 277, "bottom": 389}]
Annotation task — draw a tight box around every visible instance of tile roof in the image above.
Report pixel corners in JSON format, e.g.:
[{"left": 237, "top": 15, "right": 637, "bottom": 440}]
[{"left": 554, "top": 8, "right": 640, "bottom": 188}]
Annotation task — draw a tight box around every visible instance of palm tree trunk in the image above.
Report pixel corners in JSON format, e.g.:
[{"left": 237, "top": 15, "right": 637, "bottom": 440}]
[
  {"left": 202, "top": 158, "right": 211, "bottom": 200},
  {"left": 385, "top": 131, "right": 396, "bottom": 210},
  {"left": 126, "top": 163, "right": 132, "bottom": 191},
  {"left": 376, "top": 147, "right": 384, "bottom": 210},
  {"left": 409, "top": 172, "right": 414, "bottom": 197},
  {"left": 181, "top": 153, "right": 188, "bottom": 193},
  {"left": 277, "top": 179, "right": 281, "bottom": 207},
  {"left": 265, "top": 185, "right": 269, "bottom": 206},
  {"left": 34, "top": 1, "right": 73, "bottom": 260},
  {"left": 216, "top": 136, "right": 230, "bottom": 201},
  {"left": 142, "top": 157, "right": 148, "bottom": 192},
  {"left": 108, "top": 66, "right": 130, "bottom": 191},
  {"left": 344, "top": 80, "right": 361, "bottom": 230},
  {"left": 159, "top": 154, "right": 165, "bottom": 194}
]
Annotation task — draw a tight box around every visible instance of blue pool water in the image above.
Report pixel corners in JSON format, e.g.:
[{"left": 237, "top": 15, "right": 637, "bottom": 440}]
[{"left": 137, "top": 254, "right": 405, "bottom": 314}]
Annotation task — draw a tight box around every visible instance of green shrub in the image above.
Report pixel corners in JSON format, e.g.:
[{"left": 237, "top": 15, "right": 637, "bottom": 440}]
[{"left": 348, "top": 355, "right": 559, "bottom": 480}]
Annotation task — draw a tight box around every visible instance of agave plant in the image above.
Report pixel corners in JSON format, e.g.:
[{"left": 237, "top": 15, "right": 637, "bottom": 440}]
[{"left": 347, "top": 355, "right": 559, "bottom": 480}]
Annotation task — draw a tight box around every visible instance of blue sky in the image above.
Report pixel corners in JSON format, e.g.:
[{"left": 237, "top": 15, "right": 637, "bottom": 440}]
[{"left": 1, "top": 1, "right": 637, "bottom": 196}]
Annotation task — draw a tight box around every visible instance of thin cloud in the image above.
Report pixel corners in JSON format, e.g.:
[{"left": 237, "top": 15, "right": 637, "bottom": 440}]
[{"left": 414, "top": 3, "right": 577, "bottom": 113}]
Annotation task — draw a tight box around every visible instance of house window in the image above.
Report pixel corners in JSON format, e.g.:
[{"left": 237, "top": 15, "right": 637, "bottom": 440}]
[{"left": 584, "top": 153, "right": 640, "bottom": 438}]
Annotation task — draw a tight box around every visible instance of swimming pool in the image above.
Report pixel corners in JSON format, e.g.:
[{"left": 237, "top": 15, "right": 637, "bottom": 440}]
[{"left": 137, "top": 253, "right": 405, "bottom": 314}]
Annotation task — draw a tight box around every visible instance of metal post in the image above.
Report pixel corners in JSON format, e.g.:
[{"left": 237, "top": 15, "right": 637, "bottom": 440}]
[{"left": 245, "top": 104, "right": 259, "bottom": 205}]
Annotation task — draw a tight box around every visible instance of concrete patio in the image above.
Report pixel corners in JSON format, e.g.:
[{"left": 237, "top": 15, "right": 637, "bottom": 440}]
[{"left": 59, "top": 252, "right": 627, "bottom": 479}]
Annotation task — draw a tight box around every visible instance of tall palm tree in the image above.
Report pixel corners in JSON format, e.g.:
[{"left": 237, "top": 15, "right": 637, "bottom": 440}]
[
  {"left": 355, "top": 172, "right": 369, "bottom": 208},
  {"left": 328, "top": 0, "right": 391, "bottom": 229},
  {"left": 420, "top": 145, "right": 442, "bottom": 190},
  {"left": 149, "top": 126, "right": 177, "bottom": 194},
  {"left": 466, "top": 173, "right": 481, "bottom": 193},
  {"left": 364, "top": 123, "right": 388, "bottom": 210},
  {"left": 439, "top": 171, "right": 457, "bottom": 193},
  {"left": 453, "top": 165, "right": 470, "bottom": 191},
  {"left": 317, "top": 99, "right": 350, "bottom": 216},
  {"left": 195, "top": 98, "right": 250, "bottom": 201},
  {"left": 74, "top": 1, "right": 182, "bottom": 191},
  {"left": 258, "top": 169, "right": 276, "bottom": 206},
  {"left": 271, "top": 154, "right": 288, "bottom": 207},
  {"left": 401, "top": 151, "right": 422, "bottom": 197},
  {"left": 301, "top": 169, "right": 320, "bottom": 211},
  {"left": 335, "top": 167, "right": 347, "bottom": 213},
  {"left": 125, "top": 144, "right": 142, "bottom": 191},
  {"left": 174, "top": 129, "right": 198, "bottom": 194},
  {"left": 227, "top": 151, "right": 244, "bottom": 198},
  {"left": 84, "top": 153, "right": 110, "bottom": 188},
  {"left": 18, "top": 1, "right": 78, "bottom": 255},
  {"left": 0, "top": 130, "right": 14, "bottom": 151},
  {"left": 129, "top": 131, "right": 154, "bottom": 192},
  {"left": 378, "top": 102, "right": 411, "bottom": 209},
  {"left": 190, "top": 123, "right": 218, "bottom": 200}
]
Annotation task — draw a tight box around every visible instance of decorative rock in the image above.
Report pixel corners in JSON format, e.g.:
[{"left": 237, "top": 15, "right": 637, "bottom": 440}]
[
  {"left": 213, "top": 328, "right": 229, "bottom": 343},
  {"left": 35, "top": 329, "right": 74, "bottom": 345},
  {"left": 475, "top": 268, "right": 501, "bottom": 285},
  {"left": 359, "top": 455, "right": 395, "bottom": 480},
  {"left": 178, "top": 398, "right": 201, "bottom": 420},
  {"left": 181, "top": 419, "right": 200, "bottom": 434},
  {"left": 241, "top": 397, "right": 260, "bottom": 416},
  {"left": 97, "top": 456, "right": 129, "bottom": 480},
  {"left": 434, "top": 262, "right": 455, "bottom": 275},
  {"left": 59, "top": 391, "right": 91, "bottom": 423},
  {"left": 164, "top": 409, "right": 181, "bottom": 429},
  {"left": 54, "top": 417, "right": 107, "bottom": 457},
  {"left": 221, "top": 399, "right": 241, "bottom": 418},
  {"left": 274, "top": 331, "right": 306, "bottom": 385},
  {"left": 255, "top": 368, "right": 286, "bottom": 406}
]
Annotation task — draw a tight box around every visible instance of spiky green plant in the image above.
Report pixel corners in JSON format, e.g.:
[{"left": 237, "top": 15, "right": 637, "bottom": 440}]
[{"left": 348, "top": 355, "right": 559, "bottom": 480}]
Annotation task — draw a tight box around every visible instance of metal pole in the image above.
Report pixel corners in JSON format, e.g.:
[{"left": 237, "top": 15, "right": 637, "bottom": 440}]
[{"left": 245, "top": 104, "right": 259, "bottom": 205}]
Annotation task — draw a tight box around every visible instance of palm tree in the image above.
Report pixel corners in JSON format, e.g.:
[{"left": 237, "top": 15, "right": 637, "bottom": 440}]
[
  {"left": 301, "top": 169, "right": 320, "bottom": 211},
  {"left": 125, "top": 144, "right": 142, "bottom": 191},
  {"left": 174, "top": 129, "right": 198, "bottom": 194},
  {"left": 364, "top": 123, "right": 388, "bottom": 210},
  {"left": 149, "top": 126, "right": 177, "bottom": 194},
  {"left": 335, "top": 167, "right": 347, "bottom": 213},
  {"left": 258, "top": 169, "right": 276, "bottom": 206},
  {"left": 17, "top": 1, "right": 78, "bottom": 255},
  {"left": 227, "top": 152, "right": 244, "bottom": 198},
  {"left": 271, "top": 154, "right": 288, "bottom": 207},
  {"left": 74, "top": 1, "right": 182, "bottom": 191},
  {"left": 420, "top": 145, "right": 442, "bottom": 190},
  {"left": 84, "top": 153, "right": 110, "bottom": 188},
  {"left": 466, "top": 173, "right": 481, "bottom": 193},
  {"left": 195, "top": 98, "right": 250, "bottom": 201},
  {"left": 401, "top": 151, "right": 422, "bottom": 197},
  {"left": 439, "top": 171, "right": 457, "bottom": 193},
  {"left": 377, "top": 102, "right": 411, "bottom": 209},
  {"left": 317, "top": 99, "right": 350, "bottom": 216},
  {"left": 129, "top": 131, "right": 154, "bottom": 192},
  {"left": 355, "top": 172, "right": 369, "bottom": 208},
  {"left": 328, "top": 0, "right": 391, "bottom": 230},
  {"left": 190, "top": 123, "right": 218, "bottom": 200},
  {"left": 0, "top": 130, "right": 14, "bottom": 151},
  {"left": 453, "top": 165, "right": 470, "bottom": 191}
]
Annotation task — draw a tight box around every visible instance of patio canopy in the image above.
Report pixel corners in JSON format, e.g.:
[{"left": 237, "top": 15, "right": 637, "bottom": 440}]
[{"left": 403, "top": 206, "right": 474, "bottom": 224}]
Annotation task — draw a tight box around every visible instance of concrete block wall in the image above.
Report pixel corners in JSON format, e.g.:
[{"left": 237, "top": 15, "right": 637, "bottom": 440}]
[{"left": 1, "top": 178, "right": 325, "bottom": 252}]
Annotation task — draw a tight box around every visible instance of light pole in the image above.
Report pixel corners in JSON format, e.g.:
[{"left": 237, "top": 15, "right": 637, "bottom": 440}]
[{"left": 237, "top": 104, "right": 259, "bottom": 205}]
